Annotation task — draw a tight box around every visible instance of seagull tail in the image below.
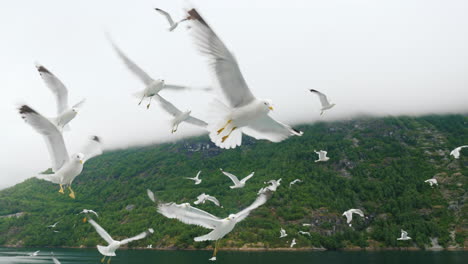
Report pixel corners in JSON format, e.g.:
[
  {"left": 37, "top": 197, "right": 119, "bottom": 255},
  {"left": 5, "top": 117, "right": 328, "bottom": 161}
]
[
  {"left": 97, "top": 245, "right": 116, "bottom": 257},
  {"left": 207, "top": 99, "right": 242, "bottom": 149},
  {"left": 36, "top": 173, "right": 61, "bottom": 184}
]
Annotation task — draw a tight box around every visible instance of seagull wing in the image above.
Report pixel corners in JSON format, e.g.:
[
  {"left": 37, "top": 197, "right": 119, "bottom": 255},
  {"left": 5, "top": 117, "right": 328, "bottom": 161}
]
[
  {"left": 120, "top": 229, "right": 152, "bottom": 245},
  {"left": 153, "top": 94, "right": 181, "bottom": 117},
  {"left": 240, "top": 172, "right": 255, "bottom": 184},
  {"left": 235, "top": 187, "right": 274, "bottom": 222},
  {"left": 187, "top": 8, "right": 255, "bottom": 108},
  {"left": 80, "top": 136, "right": 103, "bottom": 163},
  {"left": 35, "top": 63, "right": 69, "bottom": 115},
  {"left": 309, "top": 89, "right": 330, "bottom": 107},
  {"left": 157, "top": 202, "right": 222, "bottom": 229},
  {"left": 107, "top": 35, "right": 153, "bottom": 86},
  {"left": 163, "top": 84, "right": 190, "bottom": 90},
  {"left": 52, "top": 257, "right": 61, "bottom": 264},
  {"left": 351, "top": 209, "right": 364, "bottom": 217},
  {"left": 220, "top": 169, "right": 241, "bottom": 185},
  {"left": 88, "top": 219, "right": 114, "bottom": 244},
  {"left": 343, "top": 211, "right": 352, "bottom": 223},
  {"left": 72, "top": 98, "right": 86, "bottom": 110},
  {"left": 154, "top": 8, "right": 175, "bottom": 26},
  {"left": 185, "top": 116, "right": 208, "bottom": 128},
  {"left": 19, "top": 105, "right": 69, "bottom": 171},
  {"left": 147, "top": 189, "right": 156, "bottom": 203},
  {"left": 243, "top": 115, "right": 303, "bottom": 143},
  {"left": 205, "top": 195, "right": 221, "bottom": 207}
]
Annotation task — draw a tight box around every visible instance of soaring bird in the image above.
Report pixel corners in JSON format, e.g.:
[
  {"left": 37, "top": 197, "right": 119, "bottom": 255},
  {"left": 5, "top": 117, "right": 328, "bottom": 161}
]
[
  {"left": 47, "top": 222, "right": 59, "bottom": 228},
  {"left": 35, "top": 63, "right": 86, "bottom": 131},
  {"left": 290, "top": 238, "right": 297, "bottom": 248},
  {"left": 342, "top": 209, "right": 365, "bottom": 227},
  {"left": 314, "top": 150, "right": 330, "bottom": 162},
  {"left": 154, "top": 8, "right": 192, "bottom": 31},
  {"left": 153, "top": 94, "right": 207, "bottom": 133},
  {"left": 309, "top": 89, "right": 335, "bottom": 115},
  {"left": 19, "top": 104, "right": 102, "bottom": 198},
  {"left": 151, "top": 182, "right": 277, "bottom": 259},
  {"left": 186, "top": 8, "right": 302, "bottom": 149},
  {"left": 298, "top": 231, "right": 311, "bottom": 236},
  {"left": 424, "top": 178, "right": 438, "bottom": 187},
  {"left": 186, "top": 171, "right": 202, "bottom": 185},
  {"left": 107, "top": 36, "right": 209, "bottom": 109},
  {"left": 279, "top": 228, "right": 287, "bottom": 238},
  {"left": 78, "top": 209, "right": 99, "bottom": 217},
  {"left": 289, "top": 179, "right": 302, "bottom": 188},
  {"left": 397, "top": 229, "right": 412, "bottom": 241},
  {"left": 450, "top": 145, "right": 468, "bottom": 159},
  {"left": 88, "top": 219, "right": 153, "bottom": 264},
  {"left": 194, "top": 193, "right": 222, "bottom": 207},
  {"left": 28, "top": 251, "right": 40, "bottom": 256},
  {"left": 220, "top": 169, "right": 254, "bottom": 189}
]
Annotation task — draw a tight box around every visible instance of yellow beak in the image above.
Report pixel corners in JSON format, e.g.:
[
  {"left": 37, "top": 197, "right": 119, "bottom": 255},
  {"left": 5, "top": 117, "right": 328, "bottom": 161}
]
[
  {"left": 269, "top": 106, "right": 274, "bottom": 111},
  {"left": 80, "top": 160, "right": 84, "bottom": 164}
]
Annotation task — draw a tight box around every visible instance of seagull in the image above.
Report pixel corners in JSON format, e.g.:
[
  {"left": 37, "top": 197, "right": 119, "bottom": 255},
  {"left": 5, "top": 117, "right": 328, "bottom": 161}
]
[
  {"left": 290, "top": 238, "right": 296, "bottom": 248},
  {"left": 194, "top": 193, "right": 222, "bottom": 207},
  {"left": 88, "top": 219, "right": 154, "bottom": 264},
  {"left": 298, "top": 231, "right": 311, "bottom": 236},
  {"left": 209, "top": 256, "right": 217, "bottom": 261},
  {"left": 154, "top": 8, "right": 192, "bottom": 31},
  {"left": 342, "top": 209, "right": 365, "bottom": 227},
  {"left": 147, "top": 244, "right": 152, "bottom": 249},
  {"left": 289, "top": 179, "right": 302, "bottom": 188},
  {"left": 186, "top": 8, "right": 303, "bottom": 149},
  {"left": 107, "top": 36, "right": 209, "bottom": 109},
  {"left": 79, "top": 209, "right": 99, "bottom": 222},
  {"left": 309, "top": 89, "right": 335, "bottom": 115},
  {"left": 279, "top": 228, "right": 287, "bottom": 238},
  {"left": 397, "top": 229, "right": 412, "bottom": 241},
  {"left": 220, "top": 168, "right": 254, "bottom": 189},
  {"left": 152, "top": 183, "right": 277, "bottom": 260},
  {"left": 450, "top": 145, "right": 468, "bottom": 159},
  {"left": 35, "top": 63, "right": 86, "bottom": 131},
  {"left": 153, "top": 94, "right": 208, "bottom": 133},
  {"left": 53, "top": 230, "right": 60, "bottom": 233},
  {"left": 259, "top": 179, "right": 282, "bottom": 194},
  {"left": 424, "top": 178, "right": 438, "bottom": 187},
  {"left": 28, "top": 251, "right": 40, "bottom": 256},
  {"left": 19, "top": 104, "right": 102, "bottom": 198},
  {"left": 302, "top": 223, "right": 311, "bottom": 227},
  {"left": 47, "top": 222, "right": 59, "bottom": 228},
  {"left": 186, "top": 171, "right": 202, "bottom": 185},
  {"left": 314, "top": 150, "right": 329, "bottom": 162}
]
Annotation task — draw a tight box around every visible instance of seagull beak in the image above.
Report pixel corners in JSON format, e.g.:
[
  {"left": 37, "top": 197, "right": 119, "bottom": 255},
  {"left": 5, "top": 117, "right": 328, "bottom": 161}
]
[
  {"left": 79, "top": 160, "right": 84, "bottom": 164},
  {"left": 269, "top": 106, "right": 274, "bottom": 111}
]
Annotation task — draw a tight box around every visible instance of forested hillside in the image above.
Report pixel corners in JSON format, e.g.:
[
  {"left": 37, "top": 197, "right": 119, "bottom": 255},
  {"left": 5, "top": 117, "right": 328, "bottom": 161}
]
[{"left": 0, "top": 114, "right": 466, "bottom": 250}]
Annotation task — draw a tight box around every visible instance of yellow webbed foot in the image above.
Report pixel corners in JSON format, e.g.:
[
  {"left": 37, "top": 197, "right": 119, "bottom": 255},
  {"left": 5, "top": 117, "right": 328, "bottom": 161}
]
[
  {"left": 59, "top": 184, "right": 64, "bottom": 194},
  {"left": 101, "top": 256, "right": 106, "bottom": 263}
]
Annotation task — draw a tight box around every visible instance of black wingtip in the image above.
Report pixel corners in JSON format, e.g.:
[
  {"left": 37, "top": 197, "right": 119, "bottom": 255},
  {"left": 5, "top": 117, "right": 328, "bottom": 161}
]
[
  {"left": 90, "top": 136, "right": 101, "bottom": 143},
  {"left": 18, "top": 105, "right": 37, "bottom": 115},
  {"left": 188, "top": 8, "right": 208, "bottom": 26},
  {"left": 309, "top": 89, "right": 318, "bottom": 93},
  {"left": 36, "top": 64, "right": 51, "bottom": 74}
]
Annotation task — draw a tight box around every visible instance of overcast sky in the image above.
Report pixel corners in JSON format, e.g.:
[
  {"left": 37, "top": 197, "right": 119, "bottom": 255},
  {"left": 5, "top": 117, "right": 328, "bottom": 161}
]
[{"left": 1, "top": 0, "right": 467, "bottom": 189}]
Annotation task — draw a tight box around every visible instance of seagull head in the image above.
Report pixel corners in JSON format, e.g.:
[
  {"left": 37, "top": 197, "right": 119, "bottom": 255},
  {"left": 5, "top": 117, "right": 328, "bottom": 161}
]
[
  {"left": 73, "top": 153, "right": 85, "bottom": 164},
  {"left": 226, "top": 214, "right": 236, "bottom": 220},
  {"left": 261, "top": 99, "right": 274, "bottom": 111}
]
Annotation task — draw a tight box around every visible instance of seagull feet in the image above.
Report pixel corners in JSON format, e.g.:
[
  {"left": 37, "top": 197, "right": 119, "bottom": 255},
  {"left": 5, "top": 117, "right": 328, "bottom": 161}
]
[
  {"left": 146, "top": 104, "right": 151, "bottom": 109},
  {"left": 217, "top": 120, "right": 232, "bottom": 135},
  {"left": 101, "top": 256, "right": 106, "bottom": 263},
  {"left": 82, "top": 217, "right": 87, "bottom": 223},
  {"left": 221, "top": 127, "right": 237, "bottom": 143},
  {"left": 107, "top": 257, "right": 112, "bottom": 264},
  {"left": 68, "top": 187, "right": 76, "bottom": 199},
  {"left": 58, "top": 185, "right": 64, "bottom": 194}
]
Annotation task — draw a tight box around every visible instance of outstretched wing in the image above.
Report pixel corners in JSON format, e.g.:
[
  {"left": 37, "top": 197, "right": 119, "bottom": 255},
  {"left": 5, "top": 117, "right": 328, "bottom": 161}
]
[
  {"left": 147, "top": 189, "right": 156, "bottom": 203},
  {"left": 19, "top": 105, "right": 69, "bottom": 171},
  {"left": 220, "top": 169, "right": 240, "bottom": 185},
  {"left": 205, "top": 195, "right": 221, "bottom": 207},
  {"left": 157, "top": 202, "right": 221, "bottom": 229},
  {"left": 107, "top": 35, "right": 153, "bottom": 86},
  {"left": 243, "top": 115, "right": 303, "bottom": 143},
  {"left": 80, "top": 136, "right": 103, "bottom": 163},
  {"left": 88, "top": 219, "right": 114, "bottom": 244},
  {"left": 72, "top": 98, "right": 86, "bottom": 110},
  {"left": 35, "top": 63, "right": 69, "bottom": 115},
  {"left": 351, "top": 209, "right": 364, "bottom": 217},
  {"left": 153, "top": 94, "right": 182, "bottom": 117},
  {"left": 309, "top": 89, "right": 330, "bottom": 107},
  {"left": 120, "top": 229, "right": 153, "bottom": 245},
  {"left": 240, "top": 172, "right": 255, "bottom": 184},
  {"left": 52, "top": 257, "right": 61, "bottom": 264},
  {"left": 235, "top": 186, "right": 275, "bottom": 222},
  {"left": 187, "top": 8, "right": 255, "bottom": 108},
  {"left": 154, "top": 8, "right": 175, "bottom": 26},
  {"left": 185, "top": 116, "right": 208, "bottom": 128}
]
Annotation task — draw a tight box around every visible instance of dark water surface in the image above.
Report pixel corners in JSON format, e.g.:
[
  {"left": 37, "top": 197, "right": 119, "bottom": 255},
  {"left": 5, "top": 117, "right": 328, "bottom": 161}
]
[{"left": 0, "top": 248, "right": 467, "bottom": 264}]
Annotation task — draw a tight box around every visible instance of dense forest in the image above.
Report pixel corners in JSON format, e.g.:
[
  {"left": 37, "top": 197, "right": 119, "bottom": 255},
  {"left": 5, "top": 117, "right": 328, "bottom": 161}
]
[{"left": 0, "top": 114, "right": 466, "bottom": 250}]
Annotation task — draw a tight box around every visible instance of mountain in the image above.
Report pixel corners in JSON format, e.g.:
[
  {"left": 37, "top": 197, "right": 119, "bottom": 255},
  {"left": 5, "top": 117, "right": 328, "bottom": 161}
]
[{"left": 0, "top": 114, "right": 466, "bottom": 250}]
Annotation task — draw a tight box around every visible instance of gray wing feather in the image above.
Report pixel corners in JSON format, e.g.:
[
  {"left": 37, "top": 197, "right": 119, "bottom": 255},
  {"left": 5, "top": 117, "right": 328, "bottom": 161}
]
[{"left": 35, "top": 63, "right": 69, "bottom": 115}]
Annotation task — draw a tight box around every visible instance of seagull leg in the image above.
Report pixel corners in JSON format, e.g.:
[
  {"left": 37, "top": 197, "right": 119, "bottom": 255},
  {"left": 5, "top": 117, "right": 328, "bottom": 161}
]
[
  {"left": 68, "top": 186, "right": 76, "bottom": 199},
  {"left": 101, "top": 256, "right": 106, "bottom": 263},
  {"left": 217, "top": 120, "right": 232, "bottom": 135},
  {"left": 213, "top": 240, "right": 219, "bottom": 258},
  {"left": 107, "top": 257, "right": 112, "bottom": 264},
  {"left": 221, "top": 127, "right": 237, "bottom": 143},
  {"left": 58, "top": 184, "right": 64, "bottom": 194},
  {"left": 147, "top": 97, "right": 152, "bottom": 109},
  {"left": 138, "top": 96, "right": 145, "bottom": 106}
]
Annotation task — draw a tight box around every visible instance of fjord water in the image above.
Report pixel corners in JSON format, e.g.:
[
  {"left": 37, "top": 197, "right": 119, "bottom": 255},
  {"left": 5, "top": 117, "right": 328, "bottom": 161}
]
[{"left": 1, "top": 248, "right": 467, "bottom": 264}]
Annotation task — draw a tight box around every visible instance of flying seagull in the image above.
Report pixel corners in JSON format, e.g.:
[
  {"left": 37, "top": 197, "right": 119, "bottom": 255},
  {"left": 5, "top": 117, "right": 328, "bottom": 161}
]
[
  {"left": 186, "top": 171, "right": 202, "bottom": 185},
  {"left": 47, "top": 222, "right": 59, "bottom": 228},
  {"left": 79, "top": 209, "right": 99, "bottom": 222},
  {"left": 152, "top": 182, "right": 277, "bottom": 260},
  {"left": 88, "top": 219, "right": 153, "bottom": 264},
  {"left": 342, "top": 209, "right": 365, "bottom": 227},
  {"left": 397, "top": 229, "right": 412, "bottom": 241},
  {"left": 107, "top": 36, "right": 209, "bottom": 109},
  {"left": 309, "top": 89, "right": 335, "bottom": 115},
  {"left": 450, "top": 145, "right": 468, "bottom": 159},
  {"left": 186, "top": 8, "right": 302, "bottom": 149},
  {"left": 290, "top": 238, "right": 297, "bottom": 248},
  {"left": 424, "top": 178, "right": 438, "bottom": 187},
  {"left": 154, "top": 8, "right": 192, "bottom": 31},
  {"left": 28, "top": 251, "right": 40, "bottom": 256},
  {"left": 220, "top": 169, "right": 254, "bottom": 189},
  {"left": 298, "top": 231, "right": 311, "bottom": 236},
  {"left": 289, "top": 179, "right": 302, "bottom": 188},
  {"left": 302, "top": 223, "right": 311, "bottom": 227},
  {"left": 19, "top": 104, "right": 102, "bottom": 198},
  {"left": 279, "top": 228, "right": 287, "bottom": 238},
  {"left": 153, "top": 94, "right": 207, "bottom": 133},
  {"left": 314, "top": 150, "right": 330, "bottom": 162},
  {"left": 194, "top": 193, "right": 222, "bottom": 207},
  {"left": 35, "top": 63, "right": 85, "bottom": 131},
  {"left": 259, "top": 179, "right": 282, "bottom": 194}
]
